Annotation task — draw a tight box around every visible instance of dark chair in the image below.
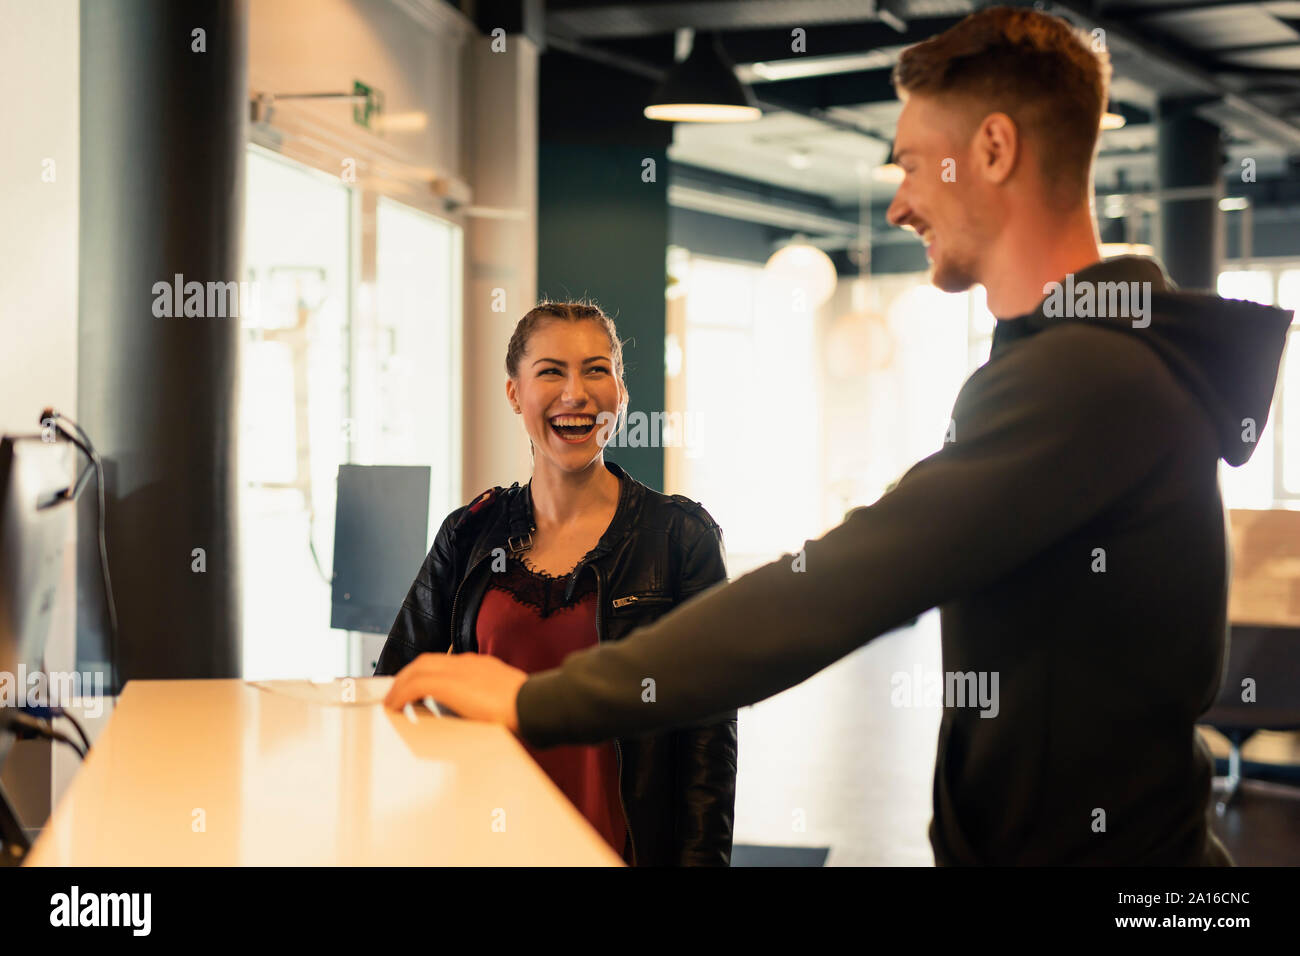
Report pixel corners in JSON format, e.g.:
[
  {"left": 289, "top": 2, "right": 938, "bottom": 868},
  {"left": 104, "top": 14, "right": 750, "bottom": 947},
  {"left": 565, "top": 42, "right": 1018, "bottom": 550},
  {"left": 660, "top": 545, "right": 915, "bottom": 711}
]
[{"left": 1201, "top": 625, "right": 1300, "bottom": 815}]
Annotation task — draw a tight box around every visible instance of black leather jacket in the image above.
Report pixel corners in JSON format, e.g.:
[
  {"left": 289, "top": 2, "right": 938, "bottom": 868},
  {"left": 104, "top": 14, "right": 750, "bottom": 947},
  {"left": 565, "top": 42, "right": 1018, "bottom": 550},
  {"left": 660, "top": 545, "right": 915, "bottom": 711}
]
[{"left": 374, "top": 461, "right": 737, "bottom": 866}]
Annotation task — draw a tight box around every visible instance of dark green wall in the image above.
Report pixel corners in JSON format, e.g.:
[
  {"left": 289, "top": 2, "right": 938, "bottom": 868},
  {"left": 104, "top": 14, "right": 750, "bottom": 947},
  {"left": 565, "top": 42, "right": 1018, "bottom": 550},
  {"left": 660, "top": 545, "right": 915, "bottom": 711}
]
[{"left": 537, "top": 51, "right": 671, "bottom": 490}]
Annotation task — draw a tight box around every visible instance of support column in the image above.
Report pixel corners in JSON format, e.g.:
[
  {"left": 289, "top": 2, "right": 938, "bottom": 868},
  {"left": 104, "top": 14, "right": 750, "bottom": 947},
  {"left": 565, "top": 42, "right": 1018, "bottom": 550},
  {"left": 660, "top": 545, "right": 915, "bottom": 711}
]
[
  {"left": 538, "top": 51, "right": 672, "bottom": 490},
  {"left": 1157, "top": 98, "right": 1224, "bottom": 291},
  {"left": 462, "top": 31, "right": 539, "bottom": 496},
  {"left": 78, "top": 0, "right": 247, "bottom": 688}
]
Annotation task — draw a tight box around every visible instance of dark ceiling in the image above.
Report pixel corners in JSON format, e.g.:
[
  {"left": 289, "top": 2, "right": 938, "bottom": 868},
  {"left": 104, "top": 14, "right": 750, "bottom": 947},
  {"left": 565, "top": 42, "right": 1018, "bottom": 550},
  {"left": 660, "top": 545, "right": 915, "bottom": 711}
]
[{"left": 460, "top": 0, "right": 1300, "bottom": 231}]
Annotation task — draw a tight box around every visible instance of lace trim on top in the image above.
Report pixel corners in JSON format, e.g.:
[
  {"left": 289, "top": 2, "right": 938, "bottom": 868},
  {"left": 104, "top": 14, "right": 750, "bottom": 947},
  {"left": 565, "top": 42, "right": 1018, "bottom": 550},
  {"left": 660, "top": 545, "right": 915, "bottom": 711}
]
[{"left": 488, "top": 555, "right": 597, "bottom": 618}]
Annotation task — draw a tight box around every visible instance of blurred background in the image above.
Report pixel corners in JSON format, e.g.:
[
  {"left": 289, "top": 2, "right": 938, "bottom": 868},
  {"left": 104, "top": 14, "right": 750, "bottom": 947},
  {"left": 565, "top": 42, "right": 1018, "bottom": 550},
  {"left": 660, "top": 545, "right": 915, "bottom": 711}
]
[{"left": 3, "top": 0, "right": 1299, "bottom": 864}]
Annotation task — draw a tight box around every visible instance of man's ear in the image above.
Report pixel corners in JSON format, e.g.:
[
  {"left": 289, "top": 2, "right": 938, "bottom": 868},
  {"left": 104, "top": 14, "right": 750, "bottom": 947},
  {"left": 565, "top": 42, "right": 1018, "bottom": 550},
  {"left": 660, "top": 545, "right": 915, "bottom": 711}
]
[{"left": 975, "top": 112, "right": 1018, "bottom": 186}]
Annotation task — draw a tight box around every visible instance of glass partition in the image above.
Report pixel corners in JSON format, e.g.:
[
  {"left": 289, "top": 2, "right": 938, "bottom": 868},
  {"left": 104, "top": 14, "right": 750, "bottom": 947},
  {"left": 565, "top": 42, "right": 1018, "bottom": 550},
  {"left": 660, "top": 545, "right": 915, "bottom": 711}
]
[{"left": 240, "top": 148, "right": 462, "bottom": 680}]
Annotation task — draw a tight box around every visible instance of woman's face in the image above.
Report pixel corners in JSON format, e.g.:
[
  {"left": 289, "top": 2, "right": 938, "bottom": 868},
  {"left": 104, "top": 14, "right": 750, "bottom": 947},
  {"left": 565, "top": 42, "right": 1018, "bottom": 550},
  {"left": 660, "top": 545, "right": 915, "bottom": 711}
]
[{"left": 507, "top": 319, "right": 626, "bottom": 472}]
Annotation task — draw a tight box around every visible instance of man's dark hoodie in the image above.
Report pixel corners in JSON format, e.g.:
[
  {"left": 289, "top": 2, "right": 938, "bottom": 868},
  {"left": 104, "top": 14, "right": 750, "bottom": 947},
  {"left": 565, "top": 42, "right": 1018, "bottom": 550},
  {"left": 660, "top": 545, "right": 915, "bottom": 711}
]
[{"left": 515, "top": 256, "right": 1293, "bottom": 865}]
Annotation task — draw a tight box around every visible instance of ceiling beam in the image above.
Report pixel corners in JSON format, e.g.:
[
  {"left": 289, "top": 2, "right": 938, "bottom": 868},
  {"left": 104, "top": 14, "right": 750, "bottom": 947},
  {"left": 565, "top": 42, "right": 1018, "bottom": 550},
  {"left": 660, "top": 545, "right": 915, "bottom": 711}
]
[
  {"left": 547, "top": 0, "right": 887, "bottom": 38},
  {"left": 714, "top": 16, "right": 967, "bottom": 64},
  {"left": 1103, "top": 0, "right": 1285, "bottom": 18},
  {"left": 545, "top": 35, "right": 896, "bottom": 143},
  {"left": 1213, "top": 65, "right": 1300, "bottom": 82},
  {"left": 1047, "top": 0, "right": 1300, "bottom": 151},
  {"left": 1209, "top": 39, "right": 1300, "bottom": 55},
  {"left": 751, "top": 68, "right": 901, "bottom": 110},
  {"left": 668, "top": 183, "right": 859, "bottom": 236}
]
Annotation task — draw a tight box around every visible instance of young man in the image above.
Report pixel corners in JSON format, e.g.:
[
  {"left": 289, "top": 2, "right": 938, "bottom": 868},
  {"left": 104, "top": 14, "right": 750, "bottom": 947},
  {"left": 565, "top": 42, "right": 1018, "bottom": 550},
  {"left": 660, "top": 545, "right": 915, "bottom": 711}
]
[{"left": 384, "top": 7, "right": 1293, "bottom": 864}]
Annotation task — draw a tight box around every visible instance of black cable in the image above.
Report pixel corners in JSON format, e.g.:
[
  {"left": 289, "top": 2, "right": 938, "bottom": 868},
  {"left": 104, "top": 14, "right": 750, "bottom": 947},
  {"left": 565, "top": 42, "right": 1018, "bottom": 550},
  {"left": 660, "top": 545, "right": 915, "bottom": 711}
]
[
  {"left": 54, "top": 709, "right": 92, "bottom": 754},
  {"left": 40, "top": 410, "right": 120, "bottom": 696},
  {"left": 3, "top": 712, "right": 86, "bottom": 760}
]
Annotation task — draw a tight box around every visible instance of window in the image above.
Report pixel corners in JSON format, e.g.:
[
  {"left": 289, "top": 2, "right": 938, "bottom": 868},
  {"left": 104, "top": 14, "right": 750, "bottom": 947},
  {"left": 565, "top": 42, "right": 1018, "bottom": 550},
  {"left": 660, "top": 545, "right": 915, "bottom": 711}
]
[
  {"left": 241, "top": 148, "right": 352, "bottom": 681},
  {"left": 240, "top": 147, "right": 462, "bottom": 681},
  {"left": 669, "top": 255, "right": 983, "bottom": 573},
  {"left": 668, "top": 253, "right": 820, "bottom": 575},
  {"left": 357, "top": 198, "right": 461, "bottom": 525},
  {"left": 1218, "top": 264, "right": 1300, "bottom": 508},
  {"left": 1277, "top": 270, "right": 1300, "bottom": 498}
]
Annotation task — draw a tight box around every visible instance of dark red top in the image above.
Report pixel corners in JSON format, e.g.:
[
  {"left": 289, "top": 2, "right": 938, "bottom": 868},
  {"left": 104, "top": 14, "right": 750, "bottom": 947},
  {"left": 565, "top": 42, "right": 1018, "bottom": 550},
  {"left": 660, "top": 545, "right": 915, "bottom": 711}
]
[{"left": 476, "top": 557, "right": 628, "bottom": 861}]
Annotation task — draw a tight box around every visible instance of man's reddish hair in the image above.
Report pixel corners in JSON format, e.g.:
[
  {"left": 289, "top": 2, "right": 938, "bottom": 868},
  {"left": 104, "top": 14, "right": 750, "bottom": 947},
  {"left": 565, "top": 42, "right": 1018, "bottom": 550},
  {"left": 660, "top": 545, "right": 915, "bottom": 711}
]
[{"left": 892, "top": 6, "right": 1112, "bottom": 205}]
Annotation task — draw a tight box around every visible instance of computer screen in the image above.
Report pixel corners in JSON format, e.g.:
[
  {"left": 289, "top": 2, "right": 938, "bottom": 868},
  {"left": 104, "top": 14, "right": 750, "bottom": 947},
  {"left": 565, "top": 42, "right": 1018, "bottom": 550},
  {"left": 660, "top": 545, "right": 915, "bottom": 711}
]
[{"left": 330, "top": 464, "right": 432, "bottom": 635}]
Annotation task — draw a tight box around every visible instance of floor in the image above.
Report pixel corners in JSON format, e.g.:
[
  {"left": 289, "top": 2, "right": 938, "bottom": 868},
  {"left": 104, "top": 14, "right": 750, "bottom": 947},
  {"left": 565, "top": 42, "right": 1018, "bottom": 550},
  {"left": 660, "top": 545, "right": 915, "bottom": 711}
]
[
  {"left": 731, "top": 610, "right": 1300, "bottom": 866},
  {"left": 1209, "top": 780, "right": 1300, "bottom": 865},
  {"left": 732, "top": 611, "right": 944, "bottom": 866}
]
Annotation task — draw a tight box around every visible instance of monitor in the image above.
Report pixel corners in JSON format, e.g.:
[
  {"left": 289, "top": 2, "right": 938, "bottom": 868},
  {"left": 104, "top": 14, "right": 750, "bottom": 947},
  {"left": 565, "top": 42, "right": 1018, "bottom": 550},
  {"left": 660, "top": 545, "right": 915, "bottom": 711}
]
[{"left": 330, "top": 464, "right": 432, "bottom": 634}]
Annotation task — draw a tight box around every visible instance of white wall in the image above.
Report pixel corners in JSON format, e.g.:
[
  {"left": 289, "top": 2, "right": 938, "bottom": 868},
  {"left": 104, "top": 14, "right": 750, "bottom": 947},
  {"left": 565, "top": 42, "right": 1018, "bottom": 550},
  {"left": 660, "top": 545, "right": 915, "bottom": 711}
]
[
  {"left": 462, "top": 34, "right": 537, "bottom": 495},
  {"left": 249, "top": 0, "right": 535, "bottom": 501},
  {"left": 0, "top": 0, "right": 79, "bottom": 436},
  {"left": 0, "top": 0, "right": 80, "bottom": 828},
  {"left": 250, "top": 0, "right": 468, "bottom": 188},
  {"left": 1, "top": 0, "right": 540, "bottom": 828}
]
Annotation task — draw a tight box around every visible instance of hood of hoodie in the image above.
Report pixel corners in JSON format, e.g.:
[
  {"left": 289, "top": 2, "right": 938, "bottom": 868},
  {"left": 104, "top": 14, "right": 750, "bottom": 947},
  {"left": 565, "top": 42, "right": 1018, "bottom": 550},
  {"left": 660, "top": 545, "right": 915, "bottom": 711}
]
[{"left": 991, "top": 255, "right": 1293, "bottom": 466}]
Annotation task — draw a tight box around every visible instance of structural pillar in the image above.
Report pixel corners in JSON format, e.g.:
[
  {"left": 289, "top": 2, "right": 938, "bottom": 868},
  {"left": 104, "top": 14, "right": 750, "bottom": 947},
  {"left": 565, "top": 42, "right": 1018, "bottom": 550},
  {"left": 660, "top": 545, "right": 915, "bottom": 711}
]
[
  {"left": 537, "top": 50, "right": 672, "bottom": 490},
  {"left": 1157, "top": 97, "right": 1224, "bottom": 291},
  {"left": 78, "top": 0, "right": 247, "bottom": 688}
]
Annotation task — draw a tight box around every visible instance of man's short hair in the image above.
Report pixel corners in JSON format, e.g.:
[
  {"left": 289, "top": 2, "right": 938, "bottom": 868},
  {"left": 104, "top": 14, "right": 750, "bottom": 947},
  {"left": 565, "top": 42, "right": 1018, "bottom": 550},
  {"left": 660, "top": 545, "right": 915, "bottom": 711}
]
[{"left": 892, "top": 6, "right": 1112, "bottom": 206}]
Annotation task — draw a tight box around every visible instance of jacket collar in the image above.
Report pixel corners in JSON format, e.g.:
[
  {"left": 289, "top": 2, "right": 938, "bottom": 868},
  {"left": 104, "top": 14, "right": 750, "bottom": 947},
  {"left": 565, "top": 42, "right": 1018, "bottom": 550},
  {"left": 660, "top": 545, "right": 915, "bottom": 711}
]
[{"left": 474, "top": 459, "right": 644, "bottom": 567}]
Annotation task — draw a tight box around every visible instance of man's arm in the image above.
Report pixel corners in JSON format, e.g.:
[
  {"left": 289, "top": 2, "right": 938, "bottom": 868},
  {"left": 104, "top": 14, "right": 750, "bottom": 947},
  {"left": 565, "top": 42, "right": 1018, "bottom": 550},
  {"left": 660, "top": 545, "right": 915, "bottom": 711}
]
[
  {"left": 668, "top": 514, "right": 738, "bottom": 866},
  {"left": 517, "top": 326, "right": 1195, "bottom": 748}
]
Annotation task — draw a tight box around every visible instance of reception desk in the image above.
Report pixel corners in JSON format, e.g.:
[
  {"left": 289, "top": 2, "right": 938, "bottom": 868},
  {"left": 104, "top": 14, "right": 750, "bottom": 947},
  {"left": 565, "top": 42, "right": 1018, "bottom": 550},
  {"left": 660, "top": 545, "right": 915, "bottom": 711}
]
[{"left": 25, "top": 678, "right": 623, "bottom": 866}]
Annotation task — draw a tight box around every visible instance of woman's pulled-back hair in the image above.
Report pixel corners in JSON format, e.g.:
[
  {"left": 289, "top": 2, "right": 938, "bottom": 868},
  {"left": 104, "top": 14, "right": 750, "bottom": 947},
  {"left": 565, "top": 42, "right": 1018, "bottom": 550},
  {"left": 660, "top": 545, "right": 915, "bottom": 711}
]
[{"left": 505, "top": 300, "right": 625, "bottom": 380}]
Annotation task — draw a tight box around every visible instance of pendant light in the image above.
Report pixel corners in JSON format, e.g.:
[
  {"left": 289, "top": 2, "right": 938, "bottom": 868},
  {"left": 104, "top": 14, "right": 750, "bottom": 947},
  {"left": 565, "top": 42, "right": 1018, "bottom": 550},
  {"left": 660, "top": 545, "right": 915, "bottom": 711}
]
[
  {"left": 644, "top": 32, "right": 761, "bottom": 123},
  {"left": 827, "top": 161, "right": 894, "bottom": 377},
  {"left": 764, "top": 239, "right": 838, "bottom": 309}
]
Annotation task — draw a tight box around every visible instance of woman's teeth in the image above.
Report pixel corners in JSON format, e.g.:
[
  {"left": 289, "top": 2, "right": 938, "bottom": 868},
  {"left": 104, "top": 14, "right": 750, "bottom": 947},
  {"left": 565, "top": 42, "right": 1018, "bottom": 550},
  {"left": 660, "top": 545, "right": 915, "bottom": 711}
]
[{"left": 550, "top": 415, "right": 596, "bottom": 441}]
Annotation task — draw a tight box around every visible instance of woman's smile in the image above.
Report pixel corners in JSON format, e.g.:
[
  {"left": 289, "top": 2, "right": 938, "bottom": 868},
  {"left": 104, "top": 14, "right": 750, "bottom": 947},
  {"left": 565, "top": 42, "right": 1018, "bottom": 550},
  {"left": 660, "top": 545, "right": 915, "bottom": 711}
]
[{"left": 549, "top": 412, "right": 598, "bottom": 443}]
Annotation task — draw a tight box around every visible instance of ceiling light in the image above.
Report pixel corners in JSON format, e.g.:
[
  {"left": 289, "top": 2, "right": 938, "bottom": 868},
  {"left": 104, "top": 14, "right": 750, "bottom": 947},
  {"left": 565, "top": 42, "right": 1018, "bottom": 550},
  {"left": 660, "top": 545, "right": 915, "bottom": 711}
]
[
  {"left": 644, "top": 32, "right": 761, "bottom": 124},
  {"left": 739, "top": 50, "right": 900, "bottom": 84},
  {"left": 1101, "top": 111, "right": 1126, "bottom": 130},
  {"left": 1100, "top": 242, "right": 1154, "bottom": 258},
  {"left": 872, "top": 163, "right": 904, "bottom": 184},
  {"left": 764, "top": 241, "right": 838, "bottom": 309}
]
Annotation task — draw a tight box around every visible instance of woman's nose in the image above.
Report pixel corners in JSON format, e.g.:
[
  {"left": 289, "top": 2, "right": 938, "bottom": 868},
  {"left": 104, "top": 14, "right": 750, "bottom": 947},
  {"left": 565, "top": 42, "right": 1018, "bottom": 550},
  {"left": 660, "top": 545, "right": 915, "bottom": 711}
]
[{"left": 561, "top": 374, "right": 589, "bottom": 403}]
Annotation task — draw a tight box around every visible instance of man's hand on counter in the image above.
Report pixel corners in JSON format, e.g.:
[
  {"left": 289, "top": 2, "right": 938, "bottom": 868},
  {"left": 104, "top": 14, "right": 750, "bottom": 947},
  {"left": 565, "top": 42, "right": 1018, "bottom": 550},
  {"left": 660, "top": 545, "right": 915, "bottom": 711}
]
[{"left": 383, "top": 653, "right": 527, "bottom": 733}]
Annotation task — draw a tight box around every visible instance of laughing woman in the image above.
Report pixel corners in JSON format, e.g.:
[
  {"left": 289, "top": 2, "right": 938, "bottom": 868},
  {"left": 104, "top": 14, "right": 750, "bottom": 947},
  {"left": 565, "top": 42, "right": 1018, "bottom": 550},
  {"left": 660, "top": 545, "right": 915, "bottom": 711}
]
[{"left": 374, "top": 300, "right": 736, "bottom": 866}]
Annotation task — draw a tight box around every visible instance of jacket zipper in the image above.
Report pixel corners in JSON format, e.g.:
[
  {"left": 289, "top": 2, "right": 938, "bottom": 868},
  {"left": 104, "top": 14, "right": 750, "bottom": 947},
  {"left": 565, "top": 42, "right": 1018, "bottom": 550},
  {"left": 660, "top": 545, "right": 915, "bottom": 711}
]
[
  {"left": 448, "top": 550, "right": 493, "bottom": 651},
  {"left": 592, "top": 563, "right": 637, "bottom": 867}
]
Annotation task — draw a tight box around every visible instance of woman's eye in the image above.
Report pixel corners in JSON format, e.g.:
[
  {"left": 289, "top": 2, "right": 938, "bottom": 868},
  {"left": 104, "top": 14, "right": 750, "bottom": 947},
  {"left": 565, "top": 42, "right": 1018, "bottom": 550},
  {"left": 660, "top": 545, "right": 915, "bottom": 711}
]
[
  {"left": 539, "top": 368, "right": 561, "bottom": 376},
  {"left": 587, "top": 366, "right": 609, "bottom": 375}
]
